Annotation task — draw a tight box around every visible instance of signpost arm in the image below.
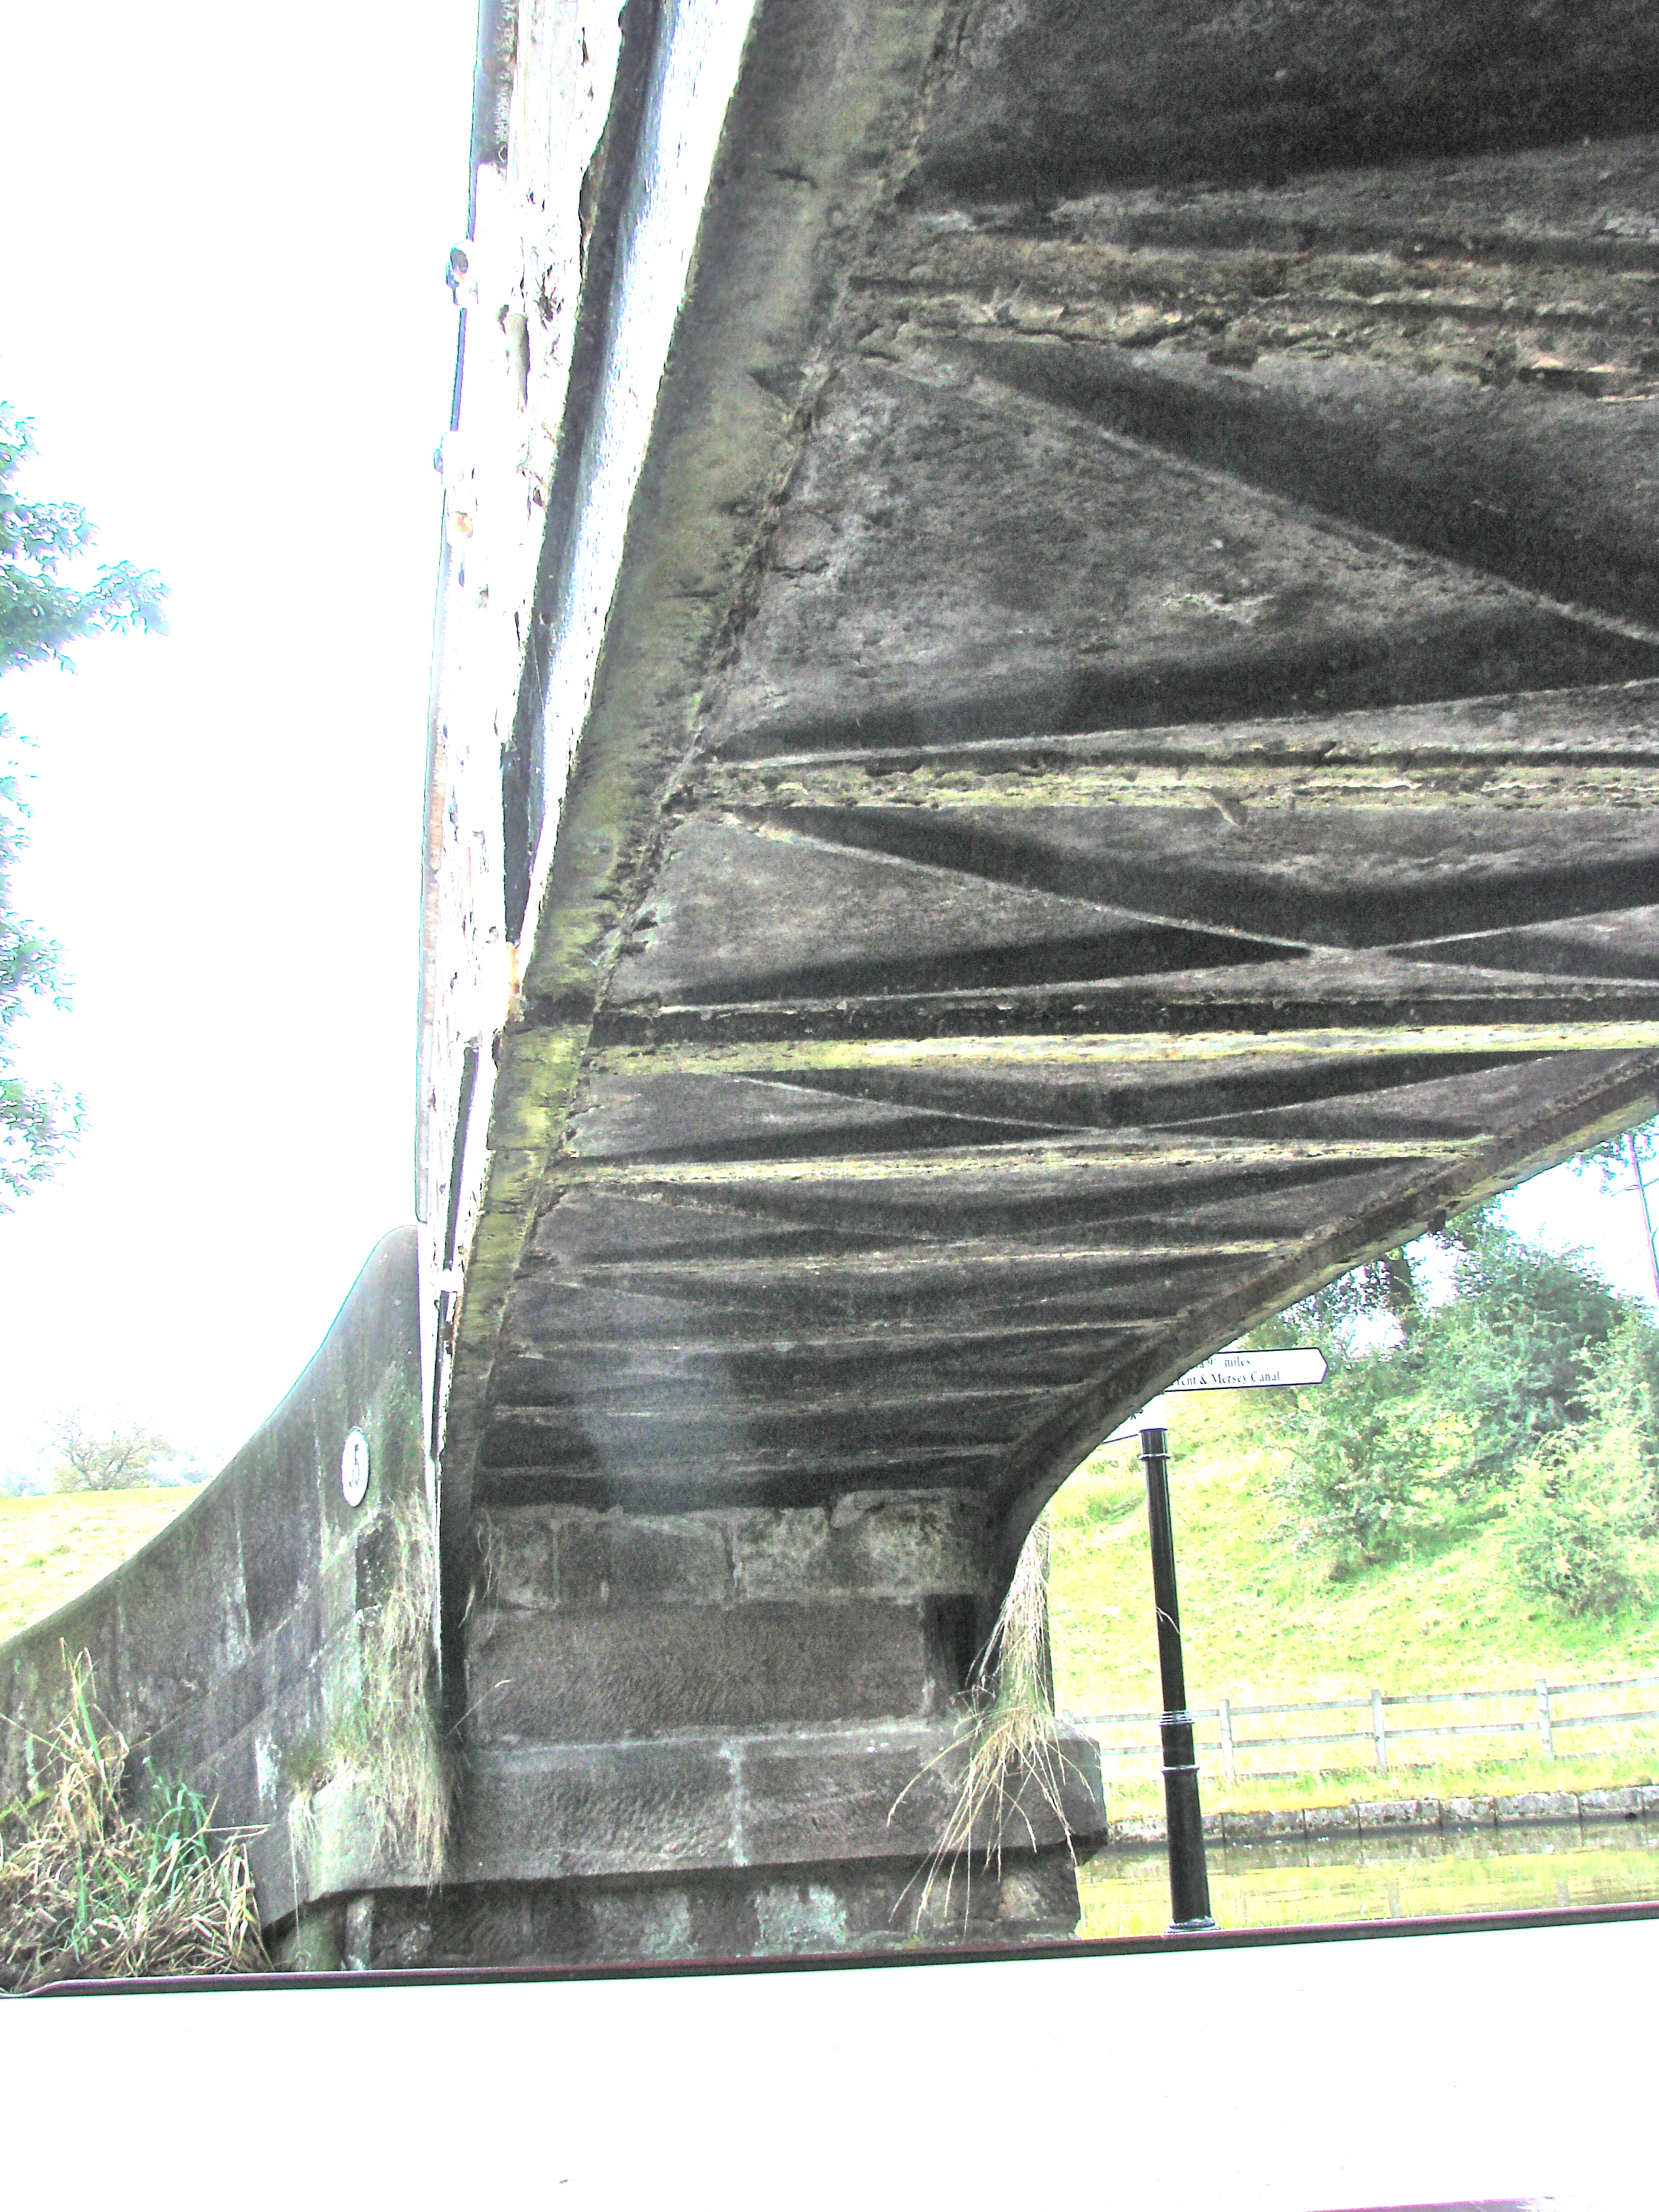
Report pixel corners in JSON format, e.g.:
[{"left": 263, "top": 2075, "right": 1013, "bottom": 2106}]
[{"left": 1139, "top": 1418, "right": 1216, "bottom": 1934}]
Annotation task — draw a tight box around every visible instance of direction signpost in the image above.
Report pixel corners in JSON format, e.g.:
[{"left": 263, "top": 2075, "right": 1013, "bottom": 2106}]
[{"left": 1103, "top": 1348, "right": 1328, "bottom": 1935}]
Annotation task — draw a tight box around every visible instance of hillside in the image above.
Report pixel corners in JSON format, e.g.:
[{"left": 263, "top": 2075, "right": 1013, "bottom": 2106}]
[
  {"left": 1048, "top": 1390, "right": 1659, "bottom": 1810},
  {"left": 0, "top": 1488, "right": 202, "bottom": 1644}
]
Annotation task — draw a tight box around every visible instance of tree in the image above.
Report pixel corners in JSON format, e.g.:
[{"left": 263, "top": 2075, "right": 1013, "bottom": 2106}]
[
  {"left": 1503, "top": 1315, "right": 1659, "bottom": 1616},
  {"left": 1571, "top": 1112, "right": 1659, "bottom": 1191},
  {"left": 1410, "top": 1211, "right": 1626, "bottom": 1491},
  {"left": 1257, "top": 1211, "right": 1635, "bottom": 1573},
  {"left": 1, "top": 405, "right": 165, "bottom": 1203},
  {"left": 48, "top": 1414, "right": 181, "bottom": 1493},
  {"left": 1254, "top": 1201, "right": 1501, "bottom": 1347},
  {"left": 1508, "top": 1426, "right": 1656, "bottom": 1619},
  {"left": 1265, "top": 1345, "right": 1436, "bottom": 1573}
]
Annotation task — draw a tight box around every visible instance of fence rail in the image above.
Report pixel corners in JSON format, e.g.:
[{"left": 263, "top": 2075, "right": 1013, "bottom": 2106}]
[{"left": 1065, "top": 1674, "right": 1659, "bottom": 1782}]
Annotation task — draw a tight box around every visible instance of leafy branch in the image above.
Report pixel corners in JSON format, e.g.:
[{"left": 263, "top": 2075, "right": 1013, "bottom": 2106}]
[{"left": 0, "top": 403, "right": 166, "bottom": 1202}]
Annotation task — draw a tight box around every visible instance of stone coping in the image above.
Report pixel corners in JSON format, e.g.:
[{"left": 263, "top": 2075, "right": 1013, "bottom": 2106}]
[{"left": 1101, "top": 1784, "right": 1659, "bottom": 1849}]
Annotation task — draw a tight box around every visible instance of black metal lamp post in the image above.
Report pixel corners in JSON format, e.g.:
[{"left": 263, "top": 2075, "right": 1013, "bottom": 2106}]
[{"left": 1138, "top": 1411, "right": 1215, "bottom": 1933}]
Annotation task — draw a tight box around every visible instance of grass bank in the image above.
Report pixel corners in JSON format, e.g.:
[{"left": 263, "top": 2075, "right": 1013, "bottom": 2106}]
[
  {"left": 1048, "top": 1393, "right": 1659, "bottom": 1817},
  {"left": 0, "top": 1488, "right": 202, "bottom": 1642}
]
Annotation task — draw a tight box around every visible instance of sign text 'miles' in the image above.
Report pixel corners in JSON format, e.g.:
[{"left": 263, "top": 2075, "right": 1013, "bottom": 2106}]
[
  {"left": 1170, "top": 1348, "right": 1326, "bottom": 1392},
  {"left": 1104, "top": 1348, "right": 1327, "bottom": 1443}
]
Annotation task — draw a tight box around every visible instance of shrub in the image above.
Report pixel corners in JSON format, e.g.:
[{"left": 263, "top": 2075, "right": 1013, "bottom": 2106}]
[
  {"left": 1578, "top": 1317, "right": 1659, "bottom": 1502},
  {"left": 1267, "top": 1356, "right": 1431, "bottom": 1572},
  {"left": 1259, "top": 1210, "right": 1647, "bottom": 1572},
  {"left": 1507, "top": 1423, "right": 1657, "bottom": 1617},
  {"left": 1415, "top": 1222, "right": 1627, "bottom": 1494}
]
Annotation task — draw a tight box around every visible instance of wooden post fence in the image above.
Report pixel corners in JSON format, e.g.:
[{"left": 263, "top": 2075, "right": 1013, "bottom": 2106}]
[{"left": 1067, "top": 1673, "right": 1659, "bottom": 1784}]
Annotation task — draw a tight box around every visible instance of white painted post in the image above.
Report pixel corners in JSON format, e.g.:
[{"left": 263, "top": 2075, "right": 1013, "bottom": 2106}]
[
  {"left": 1371, "top": 1688, "right": 1388, "bottom": 1777},
  {"left": 1218, "top": 1696, "right": 1236, "bottom": 1784},
  {"left": 1537, "top": 1678, "right": 1555, "bottom": 1758}
]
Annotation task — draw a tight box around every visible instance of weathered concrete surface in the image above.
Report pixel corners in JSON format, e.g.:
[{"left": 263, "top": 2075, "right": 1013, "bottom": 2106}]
[
  {"left": 0, "top": 1231, "right": 431, "bottom": 1938},
  {"left": 706, "top": 361, "right": 1659, "bottom": 750}
]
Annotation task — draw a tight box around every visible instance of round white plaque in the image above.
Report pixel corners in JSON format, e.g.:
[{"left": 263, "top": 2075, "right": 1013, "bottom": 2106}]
[{"left": 341, "top": 1428, "right": 371, "bottom": 1509}]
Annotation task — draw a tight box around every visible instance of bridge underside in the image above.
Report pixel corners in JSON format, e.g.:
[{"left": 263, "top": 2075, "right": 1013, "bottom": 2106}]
[{"left": 414, "top": 0, "right": 1659, "bottom": 1969}]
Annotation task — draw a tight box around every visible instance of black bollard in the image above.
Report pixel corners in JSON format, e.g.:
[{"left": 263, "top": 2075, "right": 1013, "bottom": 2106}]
[{"left": 1139, "top": 1418, "right": 1216, "bottom": 1934}]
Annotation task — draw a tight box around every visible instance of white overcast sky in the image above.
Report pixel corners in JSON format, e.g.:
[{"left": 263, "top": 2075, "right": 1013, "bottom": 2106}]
[
  {"left": 0, "top": 0, "right": 1655, "bottom": 1488},
  {"left": 0, "top": 0, "right": 476, "bottom": 1475}
]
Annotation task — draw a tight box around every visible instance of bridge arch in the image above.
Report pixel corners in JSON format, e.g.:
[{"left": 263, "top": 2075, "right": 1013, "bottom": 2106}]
[{"left": 409, "top": 0, "right": 1659, "bottom": 1967}]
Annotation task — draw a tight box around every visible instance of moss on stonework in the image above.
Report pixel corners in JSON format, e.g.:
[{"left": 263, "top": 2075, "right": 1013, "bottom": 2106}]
[
  {"left": 703, "top": 759, "right": 1659, "bottom": 814},
  {"left": 485, "top": 1023, "right": 586, "bottom": 1154},
  {"left": 858, "top": 225, "right": 1659, "bottom": 392},
  {"left": 284, "top": 1492, "right": 451, "bottom": 1892},
  {"left": 584, "top": 1024, "right": 1659, "bottom": 1078}
]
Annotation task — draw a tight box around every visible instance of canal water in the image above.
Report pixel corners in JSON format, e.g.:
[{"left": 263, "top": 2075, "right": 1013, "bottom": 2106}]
[{"left": 1078, "top": 1815, "right": 1659, "bottom": 1936}]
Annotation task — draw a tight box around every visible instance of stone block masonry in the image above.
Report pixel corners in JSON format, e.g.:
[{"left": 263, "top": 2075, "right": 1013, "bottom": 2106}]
[
  {"left": 1097, "top": 1786, "right": 1659, "bottom": 1851},
  {"left": 0, "top": 1231, "right": 436, "bottom": 1940},
  {"left": 433, "top": 1491, "right": 1107, "bottom": 1964}
]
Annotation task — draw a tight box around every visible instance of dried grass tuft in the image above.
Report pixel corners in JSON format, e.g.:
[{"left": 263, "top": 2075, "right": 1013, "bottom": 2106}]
[
  {"left": 287, "top": 1493, "right": 451, "bottom": 1886},
  {"left": 0, "top": 1647, "right": 267, "bottom": 1990},
  {"left": 893, "top": 1516, "right": 1078, "bottom": 1929}
]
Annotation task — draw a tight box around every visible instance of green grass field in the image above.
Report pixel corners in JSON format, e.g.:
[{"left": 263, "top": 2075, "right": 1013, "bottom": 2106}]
[
  {"left": 0, "top": 1488, "right": 203, "bottom": 1644},
  {"left": 1049, "top": 1393, "right": 1659, "bottom": 1816}
]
